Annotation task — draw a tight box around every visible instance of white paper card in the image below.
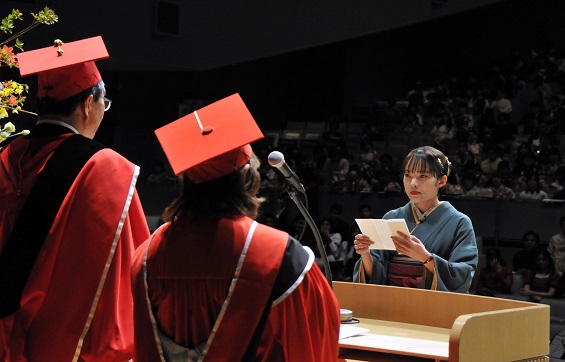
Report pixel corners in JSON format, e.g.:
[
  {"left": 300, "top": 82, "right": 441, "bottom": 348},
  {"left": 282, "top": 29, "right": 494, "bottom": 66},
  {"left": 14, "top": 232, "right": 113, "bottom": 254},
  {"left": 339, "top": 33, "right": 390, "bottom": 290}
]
[{"left": 355, "top": 218, "right": 410, "bottom": 250}]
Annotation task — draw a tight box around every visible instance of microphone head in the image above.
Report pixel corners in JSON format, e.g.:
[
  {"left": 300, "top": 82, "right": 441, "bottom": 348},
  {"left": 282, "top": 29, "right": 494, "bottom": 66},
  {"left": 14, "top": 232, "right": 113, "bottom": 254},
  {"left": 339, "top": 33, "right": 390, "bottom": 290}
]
[{"left": 268, "top": 151, "right": 284, "bottom": 167}]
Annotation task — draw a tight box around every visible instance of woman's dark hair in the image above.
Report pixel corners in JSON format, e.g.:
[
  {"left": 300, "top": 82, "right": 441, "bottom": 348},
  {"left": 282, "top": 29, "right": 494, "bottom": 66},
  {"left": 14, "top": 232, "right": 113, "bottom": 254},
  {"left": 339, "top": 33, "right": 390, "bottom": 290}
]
[
  {"left": 162, "top": 153, "right": 265, "bottom": 222},
  {"left": 522, "top": 230, "right": 540, "bottom": 243},
  {"left": 535, "top": 249, "right": 555, "bottom": 273},
  {"left": 318, "top": 217, "right": 333, "bottom": 229},
  {"left": 37, "top": 81, "right": 106, "bottom": 117},
  {"left": 524, "top": 172, "right": 543, "bottom": 193},
  {"left": 485, "top": 247, "right": 506, "bottom": 267},
  {"left": 402, "top": 146, "right": 451, "bottom": 179}
]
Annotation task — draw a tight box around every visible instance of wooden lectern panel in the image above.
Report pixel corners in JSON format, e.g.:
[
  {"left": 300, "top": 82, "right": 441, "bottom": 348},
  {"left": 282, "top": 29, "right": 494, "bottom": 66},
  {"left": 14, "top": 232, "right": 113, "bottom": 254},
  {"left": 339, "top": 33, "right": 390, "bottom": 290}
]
[{"left": 333, "top": 282, "right": 550, "bottom": 362}]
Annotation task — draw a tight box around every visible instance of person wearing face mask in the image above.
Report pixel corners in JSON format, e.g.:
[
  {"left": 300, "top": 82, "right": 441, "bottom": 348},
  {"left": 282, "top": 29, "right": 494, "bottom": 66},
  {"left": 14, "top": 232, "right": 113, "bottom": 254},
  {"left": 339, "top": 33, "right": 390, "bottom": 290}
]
[{"left": 352, "top": 146, "right": 478, "bottom": 292}]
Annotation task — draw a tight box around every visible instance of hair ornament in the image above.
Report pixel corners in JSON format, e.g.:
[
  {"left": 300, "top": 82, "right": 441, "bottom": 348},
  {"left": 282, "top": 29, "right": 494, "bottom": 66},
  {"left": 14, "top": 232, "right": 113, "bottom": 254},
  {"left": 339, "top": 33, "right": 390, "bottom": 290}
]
[{"left": 437, "top": 157, "right": 452, "bottom": 176}]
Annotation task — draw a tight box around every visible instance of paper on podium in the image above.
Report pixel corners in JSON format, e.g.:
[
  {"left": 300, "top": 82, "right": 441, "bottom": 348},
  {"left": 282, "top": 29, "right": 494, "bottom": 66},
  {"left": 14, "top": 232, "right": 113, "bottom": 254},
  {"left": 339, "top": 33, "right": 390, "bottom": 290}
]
[
  {"left": 339, "top": 325, "right": 370, "bottom": 340},
  {"left": 355, "top": 219, "right": 410, "bottom": 250}
]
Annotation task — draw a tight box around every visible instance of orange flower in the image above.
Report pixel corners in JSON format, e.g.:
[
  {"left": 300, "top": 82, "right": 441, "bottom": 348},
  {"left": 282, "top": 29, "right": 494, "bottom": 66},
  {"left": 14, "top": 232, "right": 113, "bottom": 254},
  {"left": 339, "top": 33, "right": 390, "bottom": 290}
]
[
  {"left": 2, "top": 45, "right": 17, "bottom": 66},
  {"left": 7, "top": 96, "right": 17, "bottom": 106}
]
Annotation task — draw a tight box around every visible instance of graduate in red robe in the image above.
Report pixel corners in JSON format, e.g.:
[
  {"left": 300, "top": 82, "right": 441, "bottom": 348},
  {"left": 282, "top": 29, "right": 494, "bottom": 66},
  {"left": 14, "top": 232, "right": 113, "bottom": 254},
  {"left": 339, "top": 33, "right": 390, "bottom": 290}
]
[
  {"left": 0, "top": 37, "right": 150, "bottom": 361},
  {"left": 131, "top": 94, "right": 340, "bottom": 361}
]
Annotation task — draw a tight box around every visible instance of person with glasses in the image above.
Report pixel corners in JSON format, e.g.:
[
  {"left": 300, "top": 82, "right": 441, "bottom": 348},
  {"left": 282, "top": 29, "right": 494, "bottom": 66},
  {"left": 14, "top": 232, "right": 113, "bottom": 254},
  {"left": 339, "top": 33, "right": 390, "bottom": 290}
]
[
  {"left": 102, "top": 96, "right": 112, "bottom": 111},
  {"left": 0, "top": 37, "right": 150, "bottom": 361}
]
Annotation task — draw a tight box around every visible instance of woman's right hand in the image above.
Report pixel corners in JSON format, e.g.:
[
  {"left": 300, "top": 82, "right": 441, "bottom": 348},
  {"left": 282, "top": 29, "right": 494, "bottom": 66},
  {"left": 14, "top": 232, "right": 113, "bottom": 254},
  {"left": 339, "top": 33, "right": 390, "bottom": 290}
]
[{"left": 354, "top": 234, "right": 374, "bottom": 256}]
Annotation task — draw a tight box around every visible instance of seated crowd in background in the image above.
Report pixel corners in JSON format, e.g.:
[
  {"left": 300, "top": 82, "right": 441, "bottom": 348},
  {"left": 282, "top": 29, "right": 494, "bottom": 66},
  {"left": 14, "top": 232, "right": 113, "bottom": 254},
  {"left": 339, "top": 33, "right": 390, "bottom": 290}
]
[
  {"left": 143, "top": 46, "right": 565, "bottom": 284},
  {"left": 473, "top": 224, "right": 565, "bottom": 301},
  {"left": 254, "top": 45, "right": 565, "bottom": 201},
  {"left": 252, "top": 44, "right": 565, "bottom": 283}
]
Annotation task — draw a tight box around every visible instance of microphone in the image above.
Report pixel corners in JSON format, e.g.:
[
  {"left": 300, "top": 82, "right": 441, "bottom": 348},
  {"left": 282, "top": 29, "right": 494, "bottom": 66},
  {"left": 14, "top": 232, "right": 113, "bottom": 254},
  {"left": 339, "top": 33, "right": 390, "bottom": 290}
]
[{"left": 268, "top": 151, "right": 306, "bottom": 194}]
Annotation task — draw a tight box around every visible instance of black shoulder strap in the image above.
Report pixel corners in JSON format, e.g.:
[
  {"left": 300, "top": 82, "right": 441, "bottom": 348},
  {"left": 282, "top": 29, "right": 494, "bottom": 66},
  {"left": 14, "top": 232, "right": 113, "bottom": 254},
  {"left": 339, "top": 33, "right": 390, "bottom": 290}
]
[
  {"left": 242, "top": 236, "right": 309, "bottom": 361},
  {"left": 0, "top": 135, "right": 105, "bottom": 319}
]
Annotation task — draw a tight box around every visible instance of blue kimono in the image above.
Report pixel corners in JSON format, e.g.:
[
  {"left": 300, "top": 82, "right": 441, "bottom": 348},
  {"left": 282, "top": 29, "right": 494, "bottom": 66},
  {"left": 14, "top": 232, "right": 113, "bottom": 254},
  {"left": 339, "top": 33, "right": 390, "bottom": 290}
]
[{"left": 353, "top": 201, "right": 478, "bottom": 293}]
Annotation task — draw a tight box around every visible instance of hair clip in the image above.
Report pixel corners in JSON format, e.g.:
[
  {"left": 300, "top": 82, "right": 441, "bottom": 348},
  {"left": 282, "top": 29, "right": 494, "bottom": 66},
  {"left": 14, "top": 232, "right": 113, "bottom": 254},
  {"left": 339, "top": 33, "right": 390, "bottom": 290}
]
[
  {"left": 437, "top": 157, "right": 444, "bottom": 173},
  {"left": 437, "top": 157, "right": 452, "bottom": 176}
]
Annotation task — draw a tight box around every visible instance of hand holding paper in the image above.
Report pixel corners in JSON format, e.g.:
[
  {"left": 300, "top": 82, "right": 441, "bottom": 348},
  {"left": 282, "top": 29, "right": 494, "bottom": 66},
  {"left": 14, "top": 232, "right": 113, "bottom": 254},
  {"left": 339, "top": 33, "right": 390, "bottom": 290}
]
[{"left": 355, "top": 219, "right": 410, "bottom": 250}]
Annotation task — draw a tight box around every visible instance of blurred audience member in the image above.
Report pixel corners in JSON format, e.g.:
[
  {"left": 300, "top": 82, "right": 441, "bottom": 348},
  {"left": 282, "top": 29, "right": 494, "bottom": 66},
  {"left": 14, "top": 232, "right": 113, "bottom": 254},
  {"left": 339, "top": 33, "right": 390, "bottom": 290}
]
[
  {"left": 318, "top": 217, "right": 351, "bottom": 281},
  {"left": 466, "top": 130, "right": 481, "bottom": 156},
  {"left": 328, "top": 203, "right": 352, "bottom": 241},
  {"left": 512, "top": 150, "right": 539, "bottom": 178},
  {"left": 461, "top": 172, "right": 493, "bottom": 198},
  {"left": 319, "top": 217, "right": 345, "bottom": 263},
  {"left": 490, "top": 172, "right": 515, "bottom": 199},
  {"left": 323, "top": 146, "right": 350, "bottom": 192},
  {"left": 512, "top": 231, "right": 541, "bottom": 276},
  {"left": 520, "top": 249, "right": 561, "bottom": 302},
  {"left": 147, "top": 159, "right": 173, "bottom": 185},
  {"left": 480, "top": 145, "right": 503, "bottom": 177},
  {"left": 475, "top": 248, "right": 513, "bottom": 296},
  {"left": 517, "top": 173, "right": 549, "bottom": 200},
  {"left": 358, "top": 139, "right": 379, "bottom": 170},
  {"left": 346, "top": 165, "right": 372, "bottom": 193},
  {"left": 548, "top": 215, "right": 565, "bottom": 274},
  {"left": 431, "top": 111, "right": 455, "bottom": 144}
]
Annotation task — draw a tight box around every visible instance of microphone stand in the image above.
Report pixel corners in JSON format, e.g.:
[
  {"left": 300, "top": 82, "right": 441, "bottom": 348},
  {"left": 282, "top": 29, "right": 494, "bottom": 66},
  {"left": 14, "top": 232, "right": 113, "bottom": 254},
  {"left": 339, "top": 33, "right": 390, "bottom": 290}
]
[{"left": 285, "top": 187, "right": 333, "bottom": 288}]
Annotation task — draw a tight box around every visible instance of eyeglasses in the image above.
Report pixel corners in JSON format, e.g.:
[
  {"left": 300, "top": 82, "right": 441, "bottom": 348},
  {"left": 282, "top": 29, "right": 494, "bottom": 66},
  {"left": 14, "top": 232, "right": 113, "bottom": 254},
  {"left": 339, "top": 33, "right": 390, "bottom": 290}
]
[{"left": 103, "top": 97, "right": 112, "bottom": 112}]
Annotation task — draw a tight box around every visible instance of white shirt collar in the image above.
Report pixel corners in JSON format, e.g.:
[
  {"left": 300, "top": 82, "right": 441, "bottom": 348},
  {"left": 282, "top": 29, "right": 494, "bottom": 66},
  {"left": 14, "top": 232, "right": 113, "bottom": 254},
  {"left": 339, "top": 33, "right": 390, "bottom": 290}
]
[{"left": 36, "top": 120, "right": 79, "bottom": 134}]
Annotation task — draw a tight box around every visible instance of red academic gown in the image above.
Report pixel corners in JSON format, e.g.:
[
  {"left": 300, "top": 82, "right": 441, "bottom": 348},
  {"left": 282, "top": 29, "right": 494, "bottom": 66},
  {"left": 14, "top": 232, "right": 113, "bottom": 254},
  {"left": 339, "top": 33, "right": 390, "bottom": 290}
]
[
  {"left": 0, "top": 125, "right": 150, "bottom": 361},
  {"left": 131, "top": 215, "right": 340, "bottom": 362}
]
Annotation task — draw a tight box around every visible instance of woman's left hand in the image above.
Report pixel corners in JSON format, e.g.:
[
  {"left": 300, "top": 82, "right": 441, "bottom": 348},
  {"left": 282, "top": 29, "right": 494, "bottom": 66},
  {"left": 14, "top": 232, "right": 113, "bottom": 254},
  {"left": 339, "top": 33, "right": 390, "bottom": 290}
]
[
  {"left": 520, "top": 288, "right": 533, "bottom": 296},
  {"left": 391, "top": 231, "right": 430, "bottom": 262}
]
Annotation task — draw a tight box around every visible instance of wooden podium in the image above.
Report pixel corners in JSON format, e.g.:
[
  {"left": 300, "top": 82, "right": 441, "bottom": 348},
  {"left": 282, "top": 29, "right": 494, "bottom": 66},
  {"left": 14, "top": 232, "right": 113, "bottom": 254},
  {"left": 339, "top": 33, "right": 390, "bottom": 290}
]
[{"left": 334, "top": 281, "right": 550, "bottom": 362}]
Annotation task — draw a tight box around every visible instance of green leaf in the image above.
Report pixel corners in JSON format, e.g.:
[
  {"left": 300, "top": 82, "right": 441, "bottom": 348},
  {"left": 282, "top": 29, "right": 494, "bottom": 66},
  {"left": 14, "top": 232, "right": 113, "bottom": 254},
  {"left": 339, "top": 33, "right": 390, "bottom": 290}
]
[{"left": 14, "top": 38, "right": 23, "bottom": 52}]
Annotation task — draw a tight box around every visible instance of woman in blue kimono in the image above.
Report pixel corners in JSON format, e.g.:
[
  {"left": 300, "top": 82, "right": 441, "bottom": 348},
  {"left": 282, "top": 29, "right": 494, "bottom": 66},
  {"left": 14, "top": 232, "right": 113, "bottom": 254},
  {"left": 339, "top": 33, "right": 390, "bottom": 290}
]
[{"left": 353, "top": 146, "right": 478, "bottom": 292}]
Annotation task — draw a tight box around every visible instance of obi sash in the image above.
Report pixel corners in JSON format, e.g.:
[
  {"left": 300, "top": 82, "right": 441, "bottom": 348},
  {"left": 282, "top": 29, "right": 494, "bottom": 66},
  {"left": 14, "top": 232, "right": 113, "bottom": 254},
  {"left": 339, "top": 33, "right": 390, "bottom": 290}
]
[{"left": 387, "top": 256, "right": 425, "bottom": 289}]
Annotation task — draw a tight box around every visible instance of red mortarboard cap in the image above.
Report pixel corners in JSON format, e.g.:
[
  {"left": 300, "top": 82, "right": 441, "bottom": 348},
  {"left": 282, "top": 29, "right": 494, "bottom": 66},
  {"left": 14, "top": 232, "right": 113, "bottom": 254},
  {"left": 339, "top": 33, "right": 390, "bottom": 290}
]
[
  {"left": 155, "top": 93, "right": 264, "bottom": 183},
  {"left": 17, "top": 36, "right": 109, "bottom": 101}
]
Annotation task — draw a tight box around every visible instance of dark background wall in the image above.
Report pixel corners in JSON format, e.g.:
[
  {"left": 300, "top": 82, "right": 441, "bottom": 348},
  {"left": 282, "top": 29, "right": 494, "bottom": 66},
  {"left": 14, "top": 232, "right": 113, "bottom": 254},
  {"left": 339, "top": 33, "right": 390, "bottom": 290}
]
[
  {"left": 5, "top": 0, "right": 513, "bottom": 72},
  {"left": 4, "top": 0, "right": 565, "bottom": 244},
  {"left": 8, "top": 0, "right": 565, "bottom": 136},
  {"left": 101, "top": 1, "right": 565, "bottom": 130},
  {"left": 98, "top": 0, "right": 565, "bottom": 173}
]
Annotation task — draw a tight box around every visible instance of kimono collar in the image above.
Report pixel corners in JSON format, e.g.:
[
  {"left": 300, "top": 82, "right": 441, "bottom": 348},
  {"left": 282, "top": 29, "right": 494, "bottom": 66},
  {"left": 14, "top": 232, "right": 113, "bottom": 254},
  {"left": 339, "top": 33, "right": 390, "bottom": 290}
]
[{"left": 411, "top": 201, "right": 443, "bottom": 225}]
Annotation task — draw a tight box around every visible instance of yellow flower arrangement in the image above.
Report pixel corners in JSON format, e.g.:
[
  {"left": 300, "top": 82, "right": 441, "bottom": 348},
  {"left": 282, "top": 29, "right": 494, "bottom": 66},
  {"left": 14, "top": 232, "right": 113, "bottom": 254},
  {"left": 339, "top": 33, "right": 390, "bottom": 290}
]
[
  {"left": 0, "top": 7, "right": 58, "bottom": 143},
  {"left": 0, "top": 80, "right": 29, "bottom": 117},
  {"left": 0, "top": 121, "right": 29, "bottom": 142}
]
